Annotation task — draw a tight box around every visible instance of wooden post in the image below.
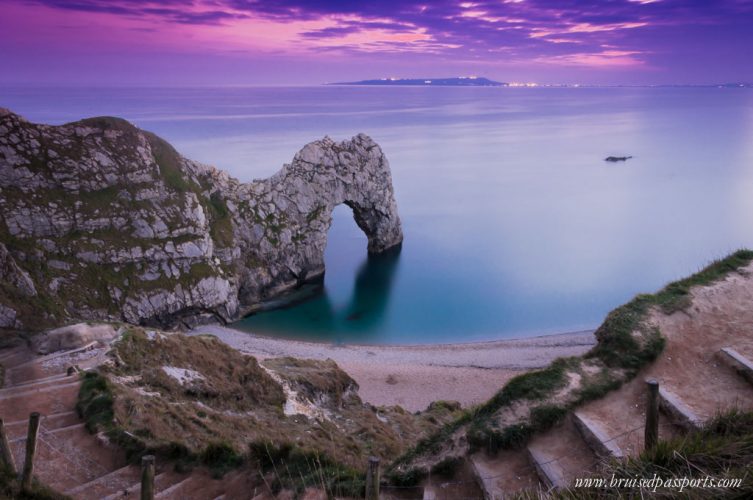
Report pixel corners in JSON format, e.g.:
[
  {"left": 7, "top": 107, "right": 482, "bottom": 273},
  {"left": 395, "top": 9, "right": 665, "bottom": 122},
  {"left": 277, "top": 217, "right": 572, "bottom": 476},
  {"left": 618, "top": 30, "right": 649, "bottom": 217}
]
[
  {"left": 21, "top": 412, "right": 40, "bottom": 492},
  {"left": 645, "top": 379, "right": 659, "bottom": 451},
  {"left": 0, "top": 418, "right": 16, "bottom": 472},
  {"left": 365, "top": 456, "right": 380, "bottom": 500},
  {"left": 141, "top": 455, "right": 155, "bottom": 500}
]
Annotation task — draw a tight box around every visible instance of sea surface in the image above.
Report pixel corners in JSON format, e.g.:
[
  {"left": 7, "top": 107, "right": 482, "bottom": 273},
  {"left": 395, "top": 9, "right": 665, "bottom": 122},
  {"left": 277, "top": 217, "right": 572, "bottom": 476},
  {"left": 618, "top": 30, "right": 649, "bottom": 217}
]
[{"left": 3, "top": 85, "right": 753, "bottom": 344}]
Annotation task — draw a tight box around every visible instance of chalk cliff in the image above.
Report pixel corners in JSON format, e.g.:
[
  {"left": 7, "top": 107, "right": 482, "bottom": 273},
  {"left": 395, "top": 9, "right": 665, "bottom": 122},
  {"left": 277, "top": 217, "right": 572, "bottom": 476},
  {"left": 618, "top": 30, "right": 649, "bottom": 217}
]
[{"left": 0, "top": 108, "right": 402, "bottom": 330}]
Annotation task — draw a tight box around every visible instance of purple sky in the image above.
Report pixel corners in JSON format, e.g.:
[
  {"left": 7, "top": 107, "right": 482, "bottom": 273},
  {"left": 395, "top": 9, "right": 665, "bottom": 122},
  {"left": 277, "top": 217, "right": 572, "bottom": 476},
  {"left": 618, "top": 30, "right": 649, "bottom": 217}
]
[{"left": 2, "top": 0, "right": 752, "bottom": 85}]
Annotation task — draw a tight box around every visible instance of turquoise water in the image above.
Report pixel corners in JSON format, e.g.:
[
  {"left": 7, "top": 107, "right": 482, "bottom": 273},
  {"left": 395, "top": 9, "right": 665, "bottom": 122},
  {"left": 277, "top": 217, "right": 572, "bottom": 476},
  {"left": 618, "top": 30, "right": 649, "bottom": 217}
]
[{"left": 3, "top": 86, "right": 753, "bottom": 343}]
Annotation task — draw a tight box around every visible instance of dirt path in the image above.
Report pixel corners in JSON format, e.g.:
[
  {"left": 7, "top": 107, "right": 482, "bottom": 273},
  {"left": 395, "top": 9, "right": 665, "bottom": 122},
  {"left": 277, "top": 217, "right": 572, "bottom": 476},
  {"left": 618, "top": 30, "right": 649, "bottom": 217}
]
[
  {"left": 468, "top": 262, "right": 753, "bottom": 498},
  {"left": 0, "top": 343, "right": 269, "bottom": 500}
]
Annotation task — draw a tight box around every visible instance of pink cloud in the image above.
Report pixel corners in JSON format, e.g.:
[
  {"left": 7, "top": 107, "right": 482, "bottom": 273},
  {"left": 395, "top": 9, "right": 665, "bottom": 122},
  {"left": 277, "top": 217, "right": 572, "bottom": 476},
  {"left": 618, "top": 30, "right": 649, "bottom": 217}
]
[{"left": 535, "top": 50, "right": 646, "bottom": 67}]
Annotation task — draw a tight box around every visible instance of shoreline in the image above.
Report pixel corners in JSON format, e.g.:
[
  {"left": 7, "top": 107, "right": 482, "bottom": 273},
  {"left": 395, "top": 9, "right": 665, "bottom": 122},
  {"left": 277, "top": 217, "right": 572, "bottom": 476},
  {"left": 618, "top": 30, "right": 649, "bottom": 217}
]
[{"left": 189, "top": 325, "right": 597, "bottom": 412}]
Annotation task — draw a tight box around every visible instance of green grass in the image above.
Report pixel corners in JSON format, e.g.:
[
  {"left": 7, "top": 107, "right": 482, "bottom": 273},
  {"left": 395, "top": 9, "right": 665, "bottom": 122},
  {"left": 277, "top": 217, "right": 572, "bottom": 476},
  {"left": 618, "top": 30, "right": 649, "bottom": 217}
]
[
  {"left": 587, "top": 249, "right": 753, "bottom": 373},
  {"left": 75, "top": 369, "right": 248, "bottom": 476},
  {"left": 200, "top": 442, "right": 245, "bottom": 478},
  {"left": 430, "top": 456, "right": 464, "bottom": 478},
  {"left": 207, "top": 192, "right": 235, "bottom": 247},
  {"left": 249, "top": 440, "right": 365, "bottom": 497},
  {"left": 76, "top": 371, "right": 115, "bottom": 433},
  {"left": 306, "top": 205, "right": 325, "bottom": 223},
  {"left": 77, "top": 185, "right": 124, "bottom": 211},
  {"left": 144, "top": 131, "right": 193, "bottom": 193},
  {"left": 529, "top": 404, "right": 569, "bottom": 430}
]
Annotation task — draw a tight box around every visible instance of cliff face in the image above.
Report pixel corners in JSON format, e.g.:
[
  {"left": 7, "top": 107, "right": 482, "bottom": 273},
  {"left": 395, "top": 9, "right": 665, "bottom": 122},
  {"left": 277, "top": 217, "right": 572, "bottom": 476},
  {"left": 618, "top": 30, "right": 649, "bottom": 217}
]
[{"left": 0, "top": 108, "right": 402, "bottom": 330}]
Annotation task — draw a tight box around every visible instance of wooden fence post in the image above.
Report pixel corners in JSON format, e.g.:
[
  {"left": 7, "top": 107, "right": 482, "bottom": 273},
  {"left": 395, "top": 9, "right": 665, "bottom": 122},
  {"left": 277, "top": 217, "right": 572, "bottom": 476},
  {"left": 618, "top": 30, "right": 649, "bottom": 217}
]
[
  {"left": 21, "top": 412, "right": 40, "bottom": 492},
  {"left": 141, "top": 454, "right": 155, "bottom": 500},
  {"left": 0, "top": 418, "right": 16, "bottom": 471},
  {"left": 365, "top": 456, "right": 380, "bottom": 500},
  {"left": 645, "top": 379, "right": 659, "bottom": 451}
]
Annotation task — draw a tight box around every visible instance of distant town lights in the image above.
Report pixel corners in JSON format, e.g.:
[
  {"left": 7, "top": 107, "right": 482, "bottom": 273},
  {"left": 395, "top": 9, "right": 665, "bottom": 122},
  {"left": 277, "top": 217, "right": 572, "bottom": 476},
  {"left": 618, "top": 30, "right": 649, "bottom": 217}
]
[{"left": 508, "top": 82, "right": 539, "bottom": 87}]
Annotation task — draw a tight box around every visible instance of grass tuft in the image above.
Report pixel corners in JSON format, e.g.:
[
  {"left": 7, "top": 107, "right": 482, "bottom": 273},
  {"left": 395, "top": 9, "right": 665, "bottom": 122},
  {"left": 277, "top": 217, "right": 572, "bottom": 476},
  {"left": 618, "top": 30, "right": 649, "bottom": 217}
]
[
  {"left": 76, "top": 371, "right": 114, "bottom": 433},
  {"left": 0, "top": 462, "right": 69, "bottom": 499}
]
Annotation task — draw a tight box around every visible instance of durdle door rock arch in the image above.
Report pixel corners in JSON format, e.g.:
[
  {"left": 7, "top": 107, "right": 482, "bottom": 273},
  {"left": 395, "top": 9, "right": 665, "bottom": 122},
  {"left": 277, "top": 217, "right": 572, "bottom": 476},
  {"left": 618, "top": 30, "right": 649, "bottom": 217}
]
[
  {"left": 237, "top": 135, "right": 404, "bottom": 306},
  {"left": 0, "top": 108, "right": 403, "bottom": 330}
]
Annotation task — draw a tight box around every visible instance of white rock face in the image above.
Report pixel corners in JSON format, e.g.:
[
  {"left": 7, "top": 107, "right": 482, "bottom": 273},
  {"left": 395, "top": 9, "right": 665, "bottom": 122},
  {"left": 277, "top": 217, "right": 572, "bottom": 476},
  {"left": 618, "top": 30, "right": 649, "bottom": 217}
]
[
  {"left": 0, "top": 108, "right": 403, "bottom": 329},
  {"left": 161, "top": 366, "right": 205, "bottom": 386}
]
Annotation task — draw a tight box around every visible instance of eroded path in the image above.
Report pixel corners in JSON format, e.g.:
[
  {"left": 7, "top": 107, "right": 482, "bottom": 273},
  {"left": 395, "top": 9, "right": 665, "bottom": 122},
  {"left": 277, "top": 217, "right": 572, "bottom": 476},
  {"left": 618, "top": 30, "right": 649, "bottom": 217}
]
[
  {"left": 0, "top": 342, "right": 271, "bottom": 499},
  {"left": 464, "top": 262, "right": 753, "bottom": 499}
]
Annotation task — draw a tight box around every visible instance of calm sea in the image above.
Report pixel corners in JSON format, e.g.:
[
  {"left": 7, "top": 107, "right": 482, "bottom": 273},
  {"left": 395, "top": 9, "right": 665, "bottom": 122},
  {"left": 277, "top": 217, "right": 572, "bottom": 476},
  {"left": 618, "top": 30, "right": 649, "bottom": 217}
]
[{"left": 3, "top": 86, "right": 753, "bottom": 344}]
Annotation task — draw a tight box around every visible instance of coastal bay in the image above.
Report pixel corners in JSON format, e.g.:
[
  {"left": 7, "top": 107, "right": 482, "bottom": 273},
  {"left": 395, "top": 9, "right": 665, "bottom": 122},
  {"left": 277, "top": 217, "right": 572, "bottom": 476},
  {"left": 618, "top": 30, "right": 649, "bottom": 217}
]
[{"left": 189, "top": 326, "right": 596, "bottom": 411}]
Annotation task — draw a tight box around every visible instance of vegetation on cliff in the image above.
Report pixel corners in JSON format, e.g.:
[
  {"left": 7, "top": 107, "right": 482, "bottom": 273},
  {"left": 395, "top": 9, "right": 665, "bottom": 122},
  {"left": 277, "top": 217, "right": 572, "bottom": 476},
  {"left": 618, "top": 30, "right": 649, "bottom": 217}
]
[{"left": 76, "top": 327, "right": 461, "bottom": 494}]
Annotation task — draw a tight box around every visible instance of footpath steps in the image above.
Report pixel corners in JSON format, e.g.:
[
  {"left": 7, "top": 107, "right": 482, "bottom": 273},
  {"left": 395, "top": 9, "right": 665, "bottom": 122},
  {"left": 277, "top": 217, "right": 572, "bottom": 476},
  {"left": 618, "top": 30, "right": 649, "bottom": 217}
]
[
  {"left": 153, "top": 469, "right": 253, "bottom": 499},
  {"left": 471, "top": 450, "right": 542, "bottom": 498},
  {"left": 572, "top": 412, "right": 625, "bottom": 460},
  {"left": 657, "top": 386, "right": 703, "bottom": 431},
  {"left": 3, "top": 411, "right": 81, "bottom": 440},
  {"left": 527, "top": 417, "right": 598, "bottom": 490},
  {"left": 102, "top": 469, "right": 190, "bottom": 500},
  {"left": 1, "top": 341, "right": 280, "bottom": 499},
  {"left": 0, "top": 379, "right": 81, "bottom": 422},
  {"left": 64, "top": 464, "right": 143, "bottom": 498},
  {"left": 527, "top": 447, "right": 568, "bottom": 490},
  {"left": 718, "top": 347, "right": 753, "bottom": 386}
]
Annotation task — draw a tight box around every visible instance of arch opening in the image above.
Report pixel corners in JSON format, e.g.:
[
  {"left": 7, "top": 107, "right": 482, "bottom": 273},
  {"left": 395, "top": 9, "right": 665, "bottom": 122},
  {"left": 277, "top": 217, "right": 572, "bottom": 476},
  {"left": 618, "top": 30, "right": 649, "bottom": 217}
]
[{"left": 239, "top": 203, "right": 402, "bottom": 341}]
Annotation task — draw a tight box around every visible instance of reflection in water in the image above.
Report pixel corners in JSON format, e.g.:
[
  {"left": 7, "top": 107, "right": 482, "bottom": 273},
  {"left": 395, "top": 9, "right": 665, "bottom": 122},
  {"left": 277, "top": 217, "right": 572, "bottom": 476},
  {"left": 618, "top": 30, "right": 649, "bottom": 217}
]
[
  {"left": 239, "top": 244, "right": 402, "bottom": 343},
  {"left": 343, "top": 244, "right": 402, "bottom": 328}
]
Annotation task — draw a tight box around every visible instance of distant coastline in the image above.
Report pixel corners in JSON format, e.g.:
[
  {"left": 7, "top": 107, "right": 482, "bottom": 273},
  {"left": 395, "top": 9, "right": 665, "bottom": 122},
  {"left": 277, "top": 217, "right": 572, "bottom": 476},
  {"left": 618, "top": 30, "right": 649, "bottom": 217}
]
[
  {"left": 329, "top": 76, "right": 505, "bottom": 87},
  {"left": 327, "top": 78, "right": 753, "bottom": 89}
]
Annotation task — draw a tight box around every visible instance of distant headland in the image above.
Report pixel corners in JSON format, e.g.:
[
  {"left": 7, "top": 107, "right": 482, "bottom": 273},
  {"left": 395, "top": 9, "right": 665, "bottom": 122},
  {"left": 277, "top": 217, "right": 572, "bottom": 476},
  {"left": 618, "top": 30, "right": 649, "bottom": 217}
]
[
  {"left": 330, "top": 76, "right": 506, "bottom": 86},
  {"left": 328, "top": 78, "right": 753, "bottom": 89}
]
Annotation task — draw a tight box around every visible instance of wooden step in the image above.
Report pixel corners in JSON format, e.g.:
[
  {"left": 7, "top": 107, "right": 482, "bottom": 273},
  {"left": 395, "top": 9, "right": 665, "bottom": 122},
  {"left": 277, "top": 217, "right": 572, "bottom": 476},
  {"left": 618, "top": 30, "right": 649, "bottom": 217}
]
[
  {"left": 470, "top": 450, "right": 541, "bottom": 499},
  {"left": 0, "top": 373, "right": 75, "bottom": 397},
  {"left": 572, "top": 412, "right": 625, "bottom": 460},
  {"left": 3, "top": 411, "right": 81, "bottom": 440},
  {"left": 12, "top": 422, "right": 127, "bottom": 493},
  {"left": 0, "top": 380, "right": 81, "bottom": 422},
  {"left": 10, "top": 431, "right": 102, "bottom": 492},
  {"left": 152, "top": 475, "right": 193, "bottom": 500},
  {"left": 527, "top": 447, "right": 567, "bottom": 490},
  {"left": 718, "top": 348, "right": 753, "bottom": 386},
  {"left": 658, "top": 387, "right": 703, "bottom": 431},
  {"left": 0, "top": 348, "right": 34, "bottom": 370},
  {"left": 9, "top": 423, "right": 86, "bottom": 444},
  {"left": 0, "top": 380, "right": 80, "bottom": 401},
  {"left": 9, "top": 371, "right": 71, "bottom": 388},
  {"left": 153, "top": 473, "right": 227, "bottom": 500},
  {"left": 65, "top": 464, "right": 141, "bottom": 499},
  {"left": 104, "top": 469, "right": 189, "bottom": 500}
]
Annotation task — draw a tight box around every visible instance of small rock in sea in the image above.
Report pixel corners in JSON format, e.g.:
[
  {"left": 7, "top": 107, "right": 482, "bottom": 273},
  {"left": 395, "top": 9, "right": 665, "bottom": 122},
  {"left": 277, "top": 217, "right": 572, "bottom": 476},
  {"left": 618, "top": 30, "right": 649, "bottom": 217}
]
[{"left": 605, "top": 155, "right": 633, "bottom": 162}]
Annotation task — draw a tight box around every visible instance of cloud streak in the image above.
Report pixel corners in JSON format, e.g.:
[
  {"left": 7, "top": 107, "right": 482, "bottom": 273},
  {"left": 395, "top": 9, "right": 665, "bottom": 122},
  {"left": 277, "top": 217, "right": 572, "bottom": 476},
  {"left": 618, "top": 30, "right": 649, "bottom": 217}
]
[{"left": 3, "top": 0, "right": 753, "bottom": 84}]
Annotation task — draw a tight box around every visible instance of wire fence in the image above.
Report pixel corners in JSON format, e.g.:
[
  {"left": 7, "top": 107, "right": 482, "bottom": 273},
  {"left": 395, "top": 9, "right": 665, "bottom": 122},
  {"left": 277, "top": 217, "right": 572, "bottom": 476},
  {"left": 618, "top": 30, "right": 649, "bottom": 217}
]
[
  {"left": 382, "top": 419, "right": 684, "bottom": 493},
  {"left": 9, "top": 414, "right": 113, "bottom": 488}
]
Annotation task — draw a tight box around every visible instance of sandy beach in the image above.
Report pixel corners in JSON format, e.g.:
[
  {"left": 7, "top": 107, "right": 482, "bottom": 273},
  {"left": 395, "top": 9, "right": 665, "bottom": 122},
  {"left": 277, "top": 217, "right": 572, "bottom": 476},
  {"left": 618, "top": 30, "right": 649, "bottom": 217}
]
[{"left": 188, "top": 326, "right": 596, "bottom": 412}]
